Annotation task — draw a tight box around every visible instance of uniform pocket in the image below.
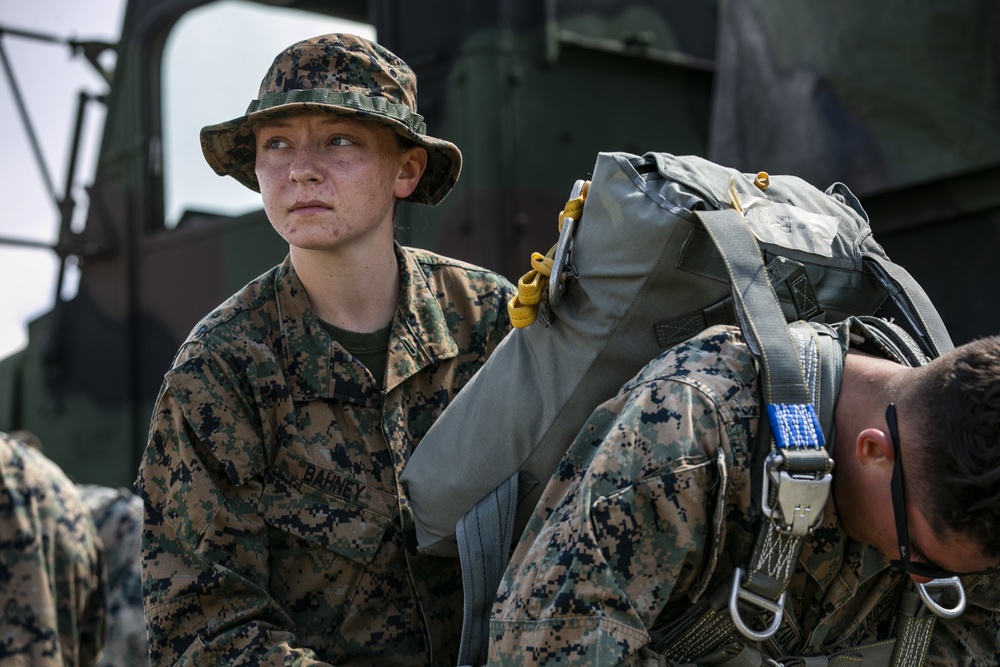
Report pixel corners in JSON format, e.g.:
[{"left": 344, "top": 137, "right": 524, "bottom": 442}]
[{"left": 259, "top": 446, "right": 395, "bottom": 564}]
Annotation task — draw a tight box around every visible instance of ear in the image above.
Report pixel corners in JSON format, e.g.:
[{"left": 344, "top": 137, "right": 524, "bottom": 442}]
[
  {"left": 855, "top": 427, "right": 895, "bottom": 467},
  {"left": 394, "top": 146, "right": 428, "bottom": 199}
]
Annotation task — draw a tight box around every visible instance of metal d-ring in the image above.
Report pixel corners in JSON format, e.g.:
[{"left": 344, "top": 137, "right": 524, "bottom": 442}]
[
  {"left": 917, "top": 577, "right": 966, "bottom": 619},
  {"left": 729, "top": 567, "right": 786, "bottom": 641}
]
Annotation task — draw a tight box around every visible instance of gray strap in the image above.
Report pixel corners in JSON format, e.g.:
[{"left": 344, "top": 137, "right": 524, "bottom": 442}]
[
  {"left": 862, "top": 255, "right": 953, "bottom": 357},
  {"left": 693, "top": 209, "right": 810, "bottom": 406},
  {"left": 455, "top": 472, "right": 519, "bottom": 666},
  {"left": 693, "top": 210, "right": 831, "bottom": 642},
  {"left": 654, "top": 324, "right": 839, "bottom": 663}
]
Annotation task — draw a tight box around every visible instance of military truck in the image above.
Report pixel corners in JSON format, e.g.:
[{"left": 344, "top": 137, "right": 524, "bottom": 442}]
[{"left": 1, "top": 0, "right": 999, "bottom": 488}]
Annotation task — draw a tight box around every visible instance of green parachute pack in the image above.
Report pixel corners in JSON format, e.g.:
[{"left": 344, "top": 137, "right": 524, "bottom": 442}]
[{"left": 399, "top": 151, "right": 956, "bottom": 665}]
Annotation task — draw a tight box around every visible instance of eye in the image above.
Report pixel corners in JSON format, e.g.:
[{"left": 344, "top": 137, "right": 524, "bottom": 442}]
[
  {"left": 329, "top": 135, "right": 355, "bottom": 147},
  {"left": 260, "top": 137, "right": 288, "bottom": 150}
]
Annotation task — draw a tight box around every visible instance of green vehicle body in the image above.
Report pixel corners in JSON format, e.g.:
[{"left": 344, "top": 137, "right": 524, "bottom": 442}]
[{"left": 1, "top": 0, "right": 998, "bottom": 488}]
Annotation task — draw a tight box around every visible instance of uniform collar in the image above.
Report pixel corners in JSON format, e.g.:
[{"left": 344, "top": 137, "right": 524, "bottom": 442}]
[{"left": 273, "top": 244, "right": 459, "bottom": 401}]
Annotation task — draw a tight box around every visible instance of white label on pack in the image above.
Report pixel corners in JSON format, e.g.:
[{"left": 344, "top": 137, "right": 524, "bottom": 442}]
[{"left": 742, "top": 197, "right": 839, "bottom": 258}]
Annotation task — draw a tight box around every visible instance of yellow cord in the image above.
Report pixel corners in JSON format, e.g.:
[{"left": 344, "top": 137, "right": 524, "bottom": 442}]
[{"left": 507, "top": 181, "right": 590, "bottom": 327}]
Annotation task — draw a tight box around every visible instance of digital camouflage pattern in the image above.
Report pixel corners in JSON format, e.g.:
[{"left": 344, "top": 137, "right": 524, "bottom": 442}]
[
  {"left": 137, "top": 245, "right": 513, "bottom": 666},
  {"left": 78, "top": 485, "right": 149, "bottom": 667},
  {"left": 0, "top": 432, "right": 106, "bottom": 667},
  {"left": 488, "top": 324, "right": 1000, "bottom": 666},
  {"left": 200, "top": 33, "right": 462, "bottom": 206}
]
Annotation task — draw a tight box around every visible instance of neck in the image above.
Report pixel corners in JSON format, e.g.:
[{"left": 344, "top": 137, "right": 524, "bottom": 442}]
[
  {"left": 830, "top": 349, "right": 909, "bottom": 539},
  {"left": 290, "top": 241, "right": 400, "bottom": 333},
  {"left": 834, "top": 350, "right": 902, "bottom": 450}
]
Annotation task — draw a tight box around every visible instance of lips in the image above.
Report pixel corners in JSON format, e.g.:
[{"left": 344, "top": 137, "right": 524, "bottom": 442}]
[{"left": 290, "top": 200, "right": 331, "bottom": 213}]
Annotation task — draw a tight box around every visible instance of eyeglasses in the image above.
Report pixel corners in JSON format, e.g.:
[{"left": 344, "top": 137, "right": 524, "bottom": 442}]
[{"left": 886, "top": 404, "right": 1000, "bottom": 579}]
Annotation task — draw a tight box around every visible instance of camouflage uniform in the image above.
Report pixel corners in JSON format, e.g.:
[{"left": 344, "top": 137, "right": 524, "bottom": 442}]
[
  {"left": 488, "top": 324, "right": 1000, "bottom": 666},
  {"left": 137, "top": 245, "right": 513, "bottom": 666},
  {"left": 78, "top": 485, "right": 148, "bottom": 667},
  {"left": 0, "top": 432, "right": 106, "bottom": 667}
]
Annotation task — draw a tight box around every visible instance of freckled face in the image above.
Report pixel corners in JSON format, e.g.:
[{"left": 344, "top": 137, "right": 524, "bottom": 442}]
[{"left": 254, "top": 113, "right": 419, "bottom": 254}]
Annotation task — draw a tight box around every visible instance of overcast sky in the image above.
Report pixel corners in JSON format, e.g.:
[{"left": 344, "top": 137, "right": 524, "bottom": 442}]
[
  {"left": 0, "top": 0, "right": 125, "bottom": 359},
  {"left": 0, "top": 0, "right": 372, "bottom": 360}
]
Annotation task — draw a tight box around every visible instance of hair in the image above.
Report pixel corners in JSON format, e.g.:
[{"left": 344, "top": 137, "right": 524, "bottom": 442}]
[{"left": 905, "top": 335, "right": 1000, "bottom": 558}]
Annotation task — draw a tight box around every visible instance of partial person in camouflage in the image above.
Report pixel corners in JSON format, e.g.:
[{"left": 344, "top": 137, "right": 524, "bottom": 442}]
[
  {"left": 0, "top": 431, "right": 107, "bottom": 667},
  {"left": 488, "top": 318, "right": 1000, "bottom": 666},
  {"left": 135, "top": 34, "right": 513, "bottom": 666},
  {"left": 78, "top": 485, "right": 148, "bottom": 667}
]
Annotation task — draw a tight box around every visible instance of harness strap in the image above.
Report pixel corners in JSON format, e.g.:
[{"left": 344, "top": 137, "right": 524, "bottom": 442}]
[
  {"left": 889, "top": 584, "right": 937, "bottom": 667},
  {"left": 652, "top": 323, "right": 838, "bottom": 663},
  {"left": 693, "top": 209, "right": 834, "bottom": 642}
]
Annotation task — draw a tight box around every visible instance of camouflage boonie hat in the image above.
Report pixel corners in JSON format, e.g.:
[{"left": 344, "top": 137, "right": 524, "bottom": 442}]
[{"left": 200, "top": 34, "right": 461, "bottom": 206}]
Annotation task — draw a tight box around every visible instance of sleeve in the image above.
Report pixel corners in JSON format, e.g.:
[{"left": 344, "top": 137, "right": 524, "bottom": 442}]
[
  {"left": 923, "top": 574, "right": 1000, "bottom": 666},
  {"left": 487, "top": 375, "right": 735, "bottom": 667},
  {"left": 135, "top": 348, "right": 328, "bottom": 667},
  {"left": 0, "top": 437, "right": 106, "bottom": 667}
]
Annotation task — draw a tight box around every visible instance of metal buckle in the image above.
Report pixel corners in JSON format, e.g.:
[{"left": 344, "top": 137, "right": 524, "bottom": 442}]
[
  {"left": 548, "top": 179, "right": 585, "bottom": 308},
  {"left": 728, "top": 567, "right": 786, "bottom": 641},
  {"left": 917, "top": 577, "right": 967, "bottom": 619},
  {"left": 760, "top": 451, "right": 833, "bottom": 537}
]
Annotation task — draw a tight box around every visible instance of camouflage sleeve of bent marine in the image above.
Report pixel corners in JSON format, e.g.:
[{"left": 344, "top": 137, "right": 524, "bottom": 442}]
[
  {"left": 921, "top": 574, "right": 1000, "bottom": 666},
  {"left": 0, "top": 432, "right": 107, "bottom": 667},
  {"left": 488, "top": 328, "right": 759, "bottom": 666}
]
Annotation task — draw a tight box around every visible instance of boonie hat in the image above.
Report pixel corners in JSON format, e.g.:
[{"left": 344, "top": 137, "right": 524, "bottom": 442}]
[{"left": 200, "top": 33, "right": 461, "bottom": 206}]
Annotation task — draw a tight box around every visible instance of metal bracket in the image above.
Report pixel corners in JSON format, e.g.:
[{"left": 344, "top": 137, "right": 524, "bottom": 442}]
[
  {"left": 548, "top": 179, "right": 585, "bottom": 308},
  {"left": 918, "top": 577, "right": 967, "bottom": 619},
  {"left": 728, "top": 567, "right": 786, "bottom": 642},
  {"left": 760, "top": 451, "right": 833, "bottom": 537}
]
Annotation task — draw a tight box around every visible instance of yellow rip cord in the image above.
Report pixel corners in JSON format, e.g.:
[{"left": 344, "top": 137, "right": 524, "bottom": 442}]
[{"left": 508, "top": 181, "right": 590, "bottom": 327}]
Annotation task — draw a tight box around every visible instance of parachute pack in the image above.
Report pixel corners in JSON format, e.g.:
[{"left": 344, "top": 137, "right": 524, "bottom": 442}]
[{"left": 398, "top": 151, "right": 954, "bottom": 665}]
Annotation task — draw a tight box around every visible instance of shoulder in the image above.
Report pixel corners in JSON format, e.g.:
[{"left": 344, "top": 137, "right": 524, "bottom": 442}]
[
  {"left": 185, "top": 264, "right": 284, "bottom": 345},
  {"left": 0, "top": 433, "right": 101, "bottom": 546},
  {"left": 403, "top": 245, "right": 514, "bottom": 296},
  {"left": 168, "top": 264, "right": 287, "bottom": 373},
  {"left": 625, "top": 325, "right": 759, "bottom": 414},
  {"left": 568, "top": 325, "right": 759, "bottom": 487}
]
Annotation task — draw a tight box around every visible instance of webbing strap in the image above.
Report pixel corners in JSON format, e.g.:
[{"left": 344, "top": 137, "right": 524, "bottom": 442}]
[
  {"left": 693, "top": 209, "right": 810, "bottom": 406},
  {"left": 655, "top": 207, "right": 837, "bottom": 664},
  {"left": 654, "top": 325, "right": 836, "bottom": 661},
  {"left": 862, "top": 255, "right": 953, "bottom": 358},
  {"left": 888, "top": 585, "right": 937, "bottom": 667},
  {"left": 455, "top": 472, "right": 519, "bottom": 666},
  {"left": 693, "top": 210, "right": 832, "bottom": 640}
]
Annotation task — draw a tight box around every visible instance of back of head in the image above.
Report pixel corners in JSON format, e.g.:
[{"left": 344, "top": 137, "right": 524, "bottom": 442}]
[{"left": 906, "top": 335, "right": 1000, "bottom": 557}]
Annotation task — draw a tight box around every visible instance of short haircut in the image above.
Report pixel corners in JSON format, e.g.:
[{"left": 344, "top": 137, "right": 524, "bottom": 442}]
[{"left": 907, "top": 335, "right": 1000, "bottom": 558}]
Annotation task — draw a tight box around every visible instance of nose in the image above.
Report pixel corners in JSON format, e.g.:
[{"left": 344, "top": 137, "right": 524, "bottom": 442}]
[{"left": 288, "top": 145, "right": 323, "bottom": 183}]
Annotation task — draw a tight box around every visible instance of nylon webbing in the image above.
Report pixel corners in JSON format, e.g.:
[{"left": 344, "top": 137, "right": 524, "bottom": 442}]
[
  {"left": 455, "top": 472, "right": 519, "bottom": 666},
  {"left": 889, "top": 585, "right": 938, "bottom": 667},
  {"left": 656, "top": 206, "right": 838, "bottom": 664},
  {"left": 862, "top": 255, "right": 953, "bottom": 358},
  {"left": 693, "top": 209, "right": 810, "bottom": 406}
]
